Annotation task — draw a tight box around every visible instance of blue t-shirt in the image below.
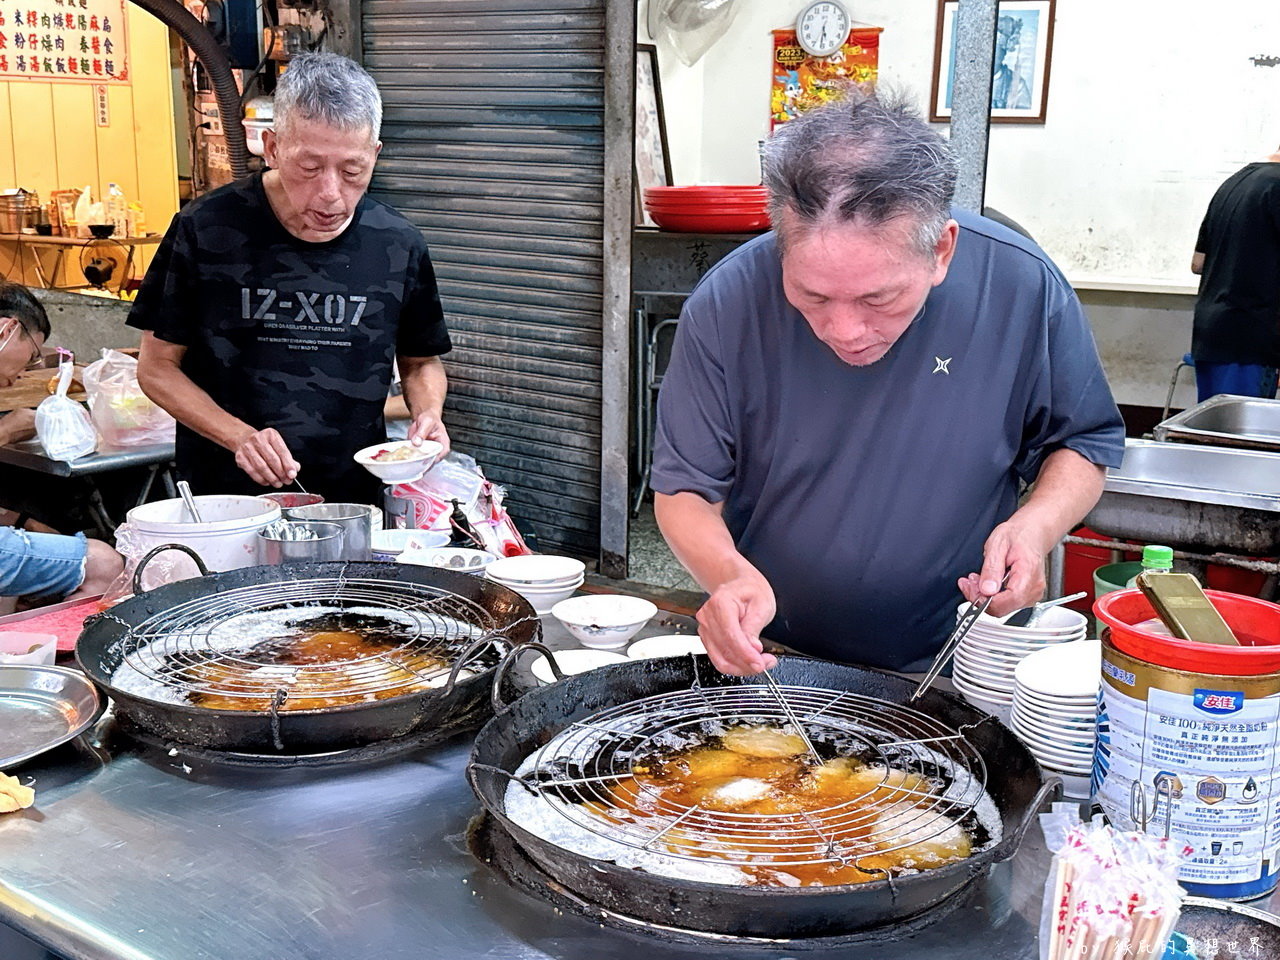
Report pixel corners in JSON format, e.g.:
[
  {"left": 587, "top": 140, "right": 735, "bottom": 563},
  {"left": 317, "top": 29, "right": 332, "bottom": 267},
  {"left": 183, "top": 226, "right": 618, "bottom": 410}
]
[{"left": 651, "top": 209, "right": 1124, "bottom": 672}]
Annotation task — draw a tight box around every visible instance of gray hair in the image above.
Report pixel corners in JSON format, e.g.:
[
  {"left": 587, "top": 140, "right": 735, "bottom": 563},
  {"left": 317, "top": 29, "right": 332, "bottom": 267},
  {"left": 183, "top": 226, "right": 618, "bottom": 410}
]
[
  {"left": 274, "top": 52, "right": 382, "bottom": 144},
  {"left": 763, "top": 86, "right": 957, "bottom": 257}
]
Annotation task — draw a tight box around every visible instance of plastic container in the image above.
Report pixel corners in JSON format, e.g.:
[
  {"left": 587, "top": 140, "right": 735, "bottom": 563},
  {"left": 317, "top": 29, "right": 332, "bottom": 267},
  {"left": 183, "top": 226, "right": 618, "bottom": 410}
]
[
  {"left": 1095, "top": 589, "right": 1280, "bottom": 675},
  {"left": 0, "top": 631, "right": 57, "bottom": 665},
  {"left": 124, "top": 495, "right": 281, "bottom": 574},
  {"left": 1094, "top": 588, "right": 1280, "bottom": 900}
]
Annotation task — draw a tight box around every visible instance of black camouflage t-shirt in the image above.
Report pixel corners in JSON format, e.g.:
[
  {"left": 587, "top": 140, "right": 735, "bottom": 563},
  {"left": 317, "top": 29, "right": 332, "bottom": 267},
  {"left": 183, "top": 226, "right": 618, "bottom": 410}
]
[{"left": 128, "top": 173, "right": 451, "bottom": 502}]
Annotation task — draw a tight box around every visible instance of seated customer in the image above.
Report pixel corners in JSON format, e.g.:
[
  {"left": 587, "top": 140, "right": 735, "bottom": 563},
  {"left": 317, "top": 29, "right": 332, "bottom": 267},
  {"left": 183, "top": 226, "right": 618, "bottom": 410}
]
[
  {"left": 0, "top": 527, "right": 122, "bottom": 603},
  {"left": 0, "top": 281, "right": 123, "bottom": 602}
]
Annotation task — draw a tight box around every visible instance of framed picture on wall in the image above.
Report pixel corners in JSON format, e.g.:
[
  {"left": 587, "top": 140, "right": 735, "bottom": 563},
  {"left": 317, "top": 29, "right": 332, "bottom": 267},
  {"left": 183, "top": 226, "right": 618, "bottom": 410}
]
[
  {"left": 635, "top": 43, "right": 673, "bottom": 227},
  {"left": 930, "top": 0, "right": 1055, "bottom": 124}
]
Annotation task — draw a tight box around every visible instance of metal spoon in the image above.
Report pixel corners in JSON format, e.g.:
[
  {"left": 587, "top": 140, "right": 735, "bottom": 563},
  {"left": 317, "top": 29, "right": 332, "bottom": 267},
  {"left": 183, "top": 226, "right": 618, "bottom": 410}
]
[
  {"left": 1005, "top": 591, "right": 1087, "bottom": 628},
  {"left": 177, "top": 480, "right": 203, "bottom": 523}
]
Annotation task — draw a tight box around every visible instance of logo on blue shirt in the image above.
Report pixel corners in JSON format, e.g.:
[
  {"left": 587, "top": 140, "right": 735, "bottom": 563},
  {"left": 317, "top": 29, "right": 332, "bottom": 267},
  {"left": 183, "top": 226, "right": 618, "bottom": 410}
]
[{"left": 933, "top": 356, "right": 952, "bottom": 374}]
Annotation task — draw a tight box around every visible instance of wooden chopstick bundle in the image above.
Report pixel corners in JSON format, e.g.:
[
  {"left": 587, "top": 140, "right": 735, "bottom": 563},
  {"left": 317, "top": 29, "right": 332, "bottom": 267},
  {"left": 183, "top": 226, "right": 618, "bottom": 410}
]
[{"left": 1040, "top": 803, "right": 1190, "bottom": 960}]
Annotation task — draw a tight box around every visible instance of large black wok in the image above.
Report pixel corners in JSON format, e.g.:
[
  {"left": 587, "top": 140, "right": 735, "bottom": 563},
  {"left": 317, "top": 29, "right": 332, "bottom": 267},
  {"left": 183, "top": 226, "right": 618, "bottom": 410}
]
[
  {"left": 77, "top": 553, "right": 540, "bottom": 754},
  {"left": 469, "top": 654, "right": 1058, "bottom": 939}
]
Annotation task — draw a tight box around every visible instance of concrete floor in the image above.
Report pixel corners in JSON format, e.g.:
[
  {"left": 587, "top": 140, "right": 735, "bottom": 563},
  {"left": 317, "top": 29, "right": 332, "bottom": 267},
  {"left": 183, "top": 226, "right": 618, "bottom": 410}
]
[{"left": 626, "top": 501, "right": 700, "bottom": 593}]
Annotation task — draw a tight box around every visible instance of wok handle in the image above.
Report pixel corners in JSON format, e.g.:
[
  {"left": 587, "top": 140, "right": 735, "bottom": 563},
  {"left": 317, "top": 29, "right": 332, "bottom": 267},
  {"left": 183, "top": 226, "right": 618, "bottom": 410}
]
[
  {"left": 490, "top": 641, "right": 563, "bottom": 713},
  {"left": 441, "top": 635, "right": 512, "bottom": 695},
  {"left": 989, "top": 775, "right": 1064, "bottom": 863},
  {"left": 132, "top": 543, "right": 211, "bottom": 595}
]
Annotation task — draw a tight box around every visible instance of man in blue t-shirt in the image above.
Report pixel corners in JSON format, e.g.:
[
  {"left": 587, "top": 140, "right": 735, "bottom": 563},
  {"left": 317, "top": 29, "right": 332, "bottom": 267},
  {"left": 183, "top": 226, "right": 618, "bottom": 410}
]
[
  {"left": 130, "top": 53, "right": 451, "bottom": 504},
  {"left": 651, "top": 89, "right": 1124, "bottom": 675}
]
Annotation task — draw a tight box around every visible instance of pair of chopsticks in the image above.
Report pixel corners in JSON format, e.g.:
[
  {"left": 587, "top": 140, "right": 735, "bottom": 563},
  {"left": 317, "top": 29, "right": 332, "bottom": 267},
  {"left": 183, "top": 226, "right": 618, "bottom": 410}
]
[{"left": 910, "top": 573, "right": 1011, "bottom": 702}]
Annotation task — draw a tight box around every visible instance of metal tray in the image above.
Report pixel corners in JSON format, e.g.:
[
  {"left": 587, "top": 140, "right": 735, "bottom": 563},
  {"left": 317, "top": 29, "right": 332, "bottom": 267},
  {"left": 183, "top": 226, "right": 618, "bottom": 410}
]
[
  {"left": 0, "top": 665, "right": 102, "bottom": 768},
  {"left": 1176, "top": 896, "right": 1280, "bottom": 958},
  {"left": 1085, "top": 439, "right": 1280, "bottom": 554},
  {"left": 1155, "top": 394, "right": 1280, "bottom": 452}
]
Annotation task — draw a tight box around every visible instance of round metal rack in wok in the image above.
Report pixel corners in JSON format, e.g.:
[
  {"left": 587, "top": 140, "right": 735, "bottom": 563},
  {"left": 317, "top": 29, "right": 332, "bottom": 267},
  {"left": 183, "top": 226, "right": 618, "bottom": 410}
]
[
  {"left": 468, "top": 655, "right": 1058, "bottom": 939},
  {"left": 522, "top": 683, "right": 987, "bottom": 869},
  {"left": 78, "top": 555, "right": 541, "bottom": 754},
  {"left": 118, "top": 577, "right": 497, "bottom": 705}
]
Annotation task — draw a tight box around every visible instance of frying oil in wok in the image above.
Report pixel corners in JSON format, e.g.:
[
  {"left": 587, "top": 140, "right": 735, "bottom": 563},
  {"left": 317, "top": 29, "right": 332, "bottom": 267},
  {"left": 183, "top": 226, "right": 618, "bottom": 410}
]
[
  {"left": 173, "top": 609, "right": 450, "bottom": 712},
  {"left": 589, "top": 724, "right": 976, "bottom": 887}
]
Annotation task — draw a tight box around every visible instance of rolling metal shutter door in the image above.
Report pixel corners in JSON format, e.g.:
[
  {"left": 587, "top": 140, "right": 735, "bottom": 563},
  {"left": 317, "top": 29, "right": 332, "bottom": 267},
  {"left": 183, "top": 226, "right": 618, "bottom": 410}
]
[{"left": 363, "top": 0, "right": 608, "bottom": 556}]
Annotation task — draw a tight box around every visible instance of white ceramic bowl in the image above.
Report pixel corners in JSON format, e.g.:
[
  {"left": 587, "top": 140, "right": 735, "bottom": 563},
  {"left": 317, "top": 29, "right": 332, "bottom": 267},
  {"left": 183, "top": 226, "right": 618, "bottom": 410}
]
[
  {"left": 627, "top": 634, "right": 706, "bottom": 659},
  {"left": 488, "top": 575, "right": 584, "bottom": 615},
  {"left": 956, "top": 687, "right": 1014, "bottom": 725},
  {"left": 1014, "top": 640, "right": 1102, "bottom": 699},
  {"left": 951, "top": 671, "right": 1014, "bottom": 704},
  {"left": 399, "top": 546, "right": 499, "bottom": 574},
  {"left": 531, "top": 649, "right": 628, "bottom": 684},
  {"left": 551, "top": 595, "right": 658, "bottom": 650},
  {"left": 486, "top": 554, "right": 587, "bottom": 585},
  {"left": 370, "top": 528, "right": 450, "bottom": 559},
  {"left": 354, "top": 440, "right": 443, "bottom": 483}
]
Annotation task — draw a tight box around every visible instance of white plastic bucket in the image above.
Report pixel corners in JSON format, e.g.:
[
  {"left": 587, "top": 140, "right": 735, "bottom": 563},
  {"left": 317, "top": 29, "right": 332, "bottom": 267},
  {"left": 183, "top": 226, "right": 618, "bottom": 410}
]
[{"left": 124, "top": 496, "right": 281, "bottom": 579}]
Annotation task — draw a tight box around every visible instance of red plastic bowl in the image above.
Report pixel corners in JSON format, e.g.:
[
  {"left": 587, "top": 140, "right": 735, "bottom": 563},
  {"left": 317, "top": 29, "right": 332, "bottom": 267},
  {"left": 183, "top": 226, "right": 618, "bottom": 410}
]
[
  {"left": 647, "top": 209, "right": 771, "bottom": 233},
  {"left": 1095, "top": 588, "right": 1280, "bottom": 675},
  {"left": 644, "top": 199, "right": 769, "bottom": 211},
  {"left": 644, "top": 185, "right": 767, "bottom": 199}
]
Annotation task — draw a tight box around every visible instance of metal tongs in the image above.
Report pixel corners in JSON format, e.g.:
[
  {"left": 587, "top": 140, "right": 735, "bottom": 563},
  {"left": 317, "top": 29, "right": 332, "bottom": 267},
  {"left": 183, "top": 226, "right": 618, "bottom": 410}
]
[
  {"left": 760, "top": 670, "right": 823, "bottom": 767},
  {"left": 910, "top": 573, "right": 1010, "bottom": 702}
]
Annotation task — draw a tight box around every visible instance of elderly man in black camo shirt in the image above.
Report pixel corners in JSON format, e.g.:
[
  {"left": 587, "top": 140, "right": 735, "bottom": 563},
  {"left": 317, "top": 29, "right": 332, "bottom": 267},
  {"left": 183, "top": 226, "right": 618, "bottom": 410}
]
[{"left": 130, "top": 53, "right": 451, "bottom": 503}]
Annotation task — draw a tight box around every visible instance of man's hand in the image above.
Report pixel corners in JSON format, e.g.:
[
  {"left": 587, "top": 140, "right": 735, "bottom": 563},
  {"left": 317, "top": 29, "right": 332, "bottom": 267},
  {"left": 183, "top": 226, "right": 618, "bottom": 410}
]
[
  {"left": 232, "top": 427, "right": 299, "bottom": 488},
  {"left": 958, "top": 515, "right": 1051, "bottom": 616},
  {"left": 697, "top": 568, "right": 779, "bottom": 676},
  {"left": 0, "top": 408, "right": 37, "bottom": 446},
  {"left": 408, "top": 411, "right": 451, "bottom": 459}
]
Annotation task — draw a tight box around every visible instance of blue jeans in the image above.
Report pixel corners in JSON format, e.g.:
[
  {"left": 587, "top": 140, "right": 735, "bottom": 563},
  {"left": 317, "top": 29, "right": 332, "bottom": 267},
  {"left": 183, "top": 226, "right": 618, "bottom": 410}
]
[
  {"left": 0, "top": 528, "right": 88, "bottom": 599},
  {"left": 1195, "top": 362, "right": 1279, "bottom": 403}
]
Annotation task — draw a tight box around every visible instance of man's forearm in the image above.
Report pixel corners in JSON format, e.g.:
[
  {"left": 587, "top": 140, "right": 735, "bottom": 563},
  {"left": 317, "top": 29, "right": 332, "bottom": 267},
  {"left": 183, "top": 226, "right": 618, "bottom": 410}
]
[
  {"left": 0, "top": 412, "right": 34, "bottom": 447},
  {"left": 138, "top": 362, "right": 254, "bottom": 452},
  {"left": 1009, "top": 448, "right": 1107, "bottom": 553},
  {"left": 654, "top": 491, "right": 760, "bottom": 593},
  {"left": 398, "top": 356, "right": 447, "bottom": 420}
]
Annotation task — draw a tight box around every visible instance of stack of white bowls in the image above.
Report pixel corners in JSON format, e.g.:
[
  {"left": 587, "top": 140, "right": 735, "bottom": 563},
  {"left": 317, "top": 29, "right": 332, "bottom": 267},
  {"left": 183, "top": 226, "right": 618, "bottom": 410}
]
[
  {"left": 951, "top": 603, "right": 1089, "bottom": 724},
  {"left": 1010, "top": 639, "right": 1101, "bottom": 799},
  {"left": 485, "top": 554, "right": 586, "bottom": 615}
]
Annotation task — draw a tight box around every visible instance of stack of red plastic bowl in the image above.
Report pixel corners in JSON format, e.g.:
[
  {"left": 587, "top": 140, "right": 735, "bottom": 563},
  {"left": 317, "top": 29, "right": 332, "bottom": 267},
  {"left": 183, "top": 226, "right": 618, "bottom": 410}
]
[{"left": 642, "top": 185, "right": 770, "bottom": 233}]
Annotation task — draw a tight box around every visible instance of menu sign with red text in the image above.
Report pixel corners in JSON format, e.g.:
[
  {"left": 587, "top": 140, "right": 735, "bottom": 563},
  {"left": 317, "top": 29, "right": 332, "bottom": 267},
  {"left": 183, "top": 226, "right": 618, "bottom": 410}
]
[{"left": 0, "top": 0, "right": 129, "bottom": 83}]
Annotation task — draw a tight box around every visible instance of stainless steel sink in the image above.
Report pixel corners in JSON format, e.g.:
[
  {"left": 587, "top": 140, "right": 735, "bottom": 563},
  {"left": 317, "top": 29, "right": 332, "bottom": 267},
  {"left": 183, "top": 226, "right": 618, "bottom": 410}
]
[
  {"left": 1155, "top": 394, "right": 1280, "bottom": 452},
  {"left": 1085, "top": 439, "right": 1280, "bottom": 554}
]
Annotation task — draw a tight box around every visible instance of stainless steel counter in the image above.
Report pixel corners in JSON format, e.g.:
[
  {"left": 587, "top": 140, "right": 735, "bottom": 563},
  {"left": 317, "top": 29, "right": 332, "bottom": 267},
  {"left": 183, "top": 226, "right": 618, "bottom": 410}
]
[
  {"left": 0, "top": 613, "right": 1247, "bottom": 960},
  {"left": 0, "top": 440, "right": 174, "bottom": 478}
]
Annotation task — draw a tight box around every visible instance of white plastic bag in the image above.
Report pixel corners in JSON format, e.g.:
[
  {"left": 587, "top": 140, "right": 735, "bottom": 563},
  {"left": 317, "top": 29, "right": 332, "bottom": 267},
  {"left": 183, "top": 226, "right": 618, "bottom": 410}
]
[
  {"left": 35, "top": 353, "right": 97, "bottom": 462},
  {"left": 82, "top": 349, "right": 175, "bottom": 448}
]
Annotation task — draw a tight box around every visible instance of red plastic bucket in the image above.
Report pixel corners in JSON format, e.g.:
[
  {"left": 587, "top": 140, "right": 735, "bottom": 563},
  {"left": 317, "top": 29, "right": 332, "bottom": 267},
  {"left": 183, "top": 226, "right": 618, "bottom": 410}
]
[{"left": 1094, "top": 588, "right": 1280, "bottom": 675}]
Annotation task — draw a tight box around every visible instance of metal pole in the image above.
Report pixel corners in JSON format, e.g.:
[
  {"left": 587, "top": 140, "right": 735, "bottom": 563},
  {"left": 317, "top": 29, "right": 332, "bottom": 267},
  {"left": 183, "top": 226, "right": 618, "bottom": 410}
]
[
  {"left": 598, "top": 0, "right": 636, "bottom": 578},
  {"left": 949, "top": 0, "right": 999, "bottom": 213}
]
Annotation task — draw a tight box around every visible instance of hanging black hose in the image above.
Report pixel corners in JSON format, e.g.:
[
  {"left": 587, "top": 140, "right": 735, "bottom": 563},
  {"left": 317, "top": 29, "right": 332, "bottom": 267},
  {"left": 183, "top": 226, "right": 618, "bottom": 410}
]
[{"left": 128, "top": 0, "right": 249, "bottom": 179}]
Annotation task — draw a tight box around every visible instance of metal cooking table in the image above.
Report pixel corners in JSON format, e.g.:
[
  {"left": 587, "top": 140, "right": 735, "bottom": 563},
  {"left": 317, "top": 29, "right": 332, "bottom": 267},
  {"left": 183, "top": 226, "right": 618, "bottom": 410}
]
[
  {"left": 0, "top": 440, "right": 176, "bottom": 535},
  {"left": 0, "top": 612, "right": 1255, "bottom": 960}
]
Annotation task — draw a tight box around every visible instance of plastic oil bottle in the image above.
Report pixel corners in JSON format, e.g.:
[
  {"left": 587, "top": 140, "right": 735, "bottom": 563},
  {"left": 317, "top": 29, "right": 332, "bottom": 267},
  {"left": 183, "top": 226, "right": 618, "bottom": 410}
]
[{"left": 1126, "top": 544, "right": 1174, "bottom": 587}]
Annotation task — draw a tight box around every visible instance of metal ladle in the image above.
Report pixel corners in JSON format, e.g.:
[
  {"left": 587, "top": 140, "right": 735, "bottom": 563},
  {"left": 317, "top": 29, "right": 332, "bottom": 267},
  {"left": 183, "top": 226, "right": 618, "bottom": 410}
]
[{"left": 177, "top": 480, "right": 203, "bottom": 523}]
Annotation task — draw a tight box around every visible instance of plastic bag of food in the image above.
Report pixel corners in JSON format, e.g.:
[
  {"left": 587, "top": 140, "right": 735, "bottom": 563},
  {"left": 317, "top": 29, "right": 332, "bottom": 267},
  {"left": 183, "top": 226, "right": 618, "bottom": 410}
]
[
  {"left": 35, "top": 352, "right": 97, "bottom": 462},
  {"left": 81, "top": 348, "right": 175, "bottom": 449}
]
